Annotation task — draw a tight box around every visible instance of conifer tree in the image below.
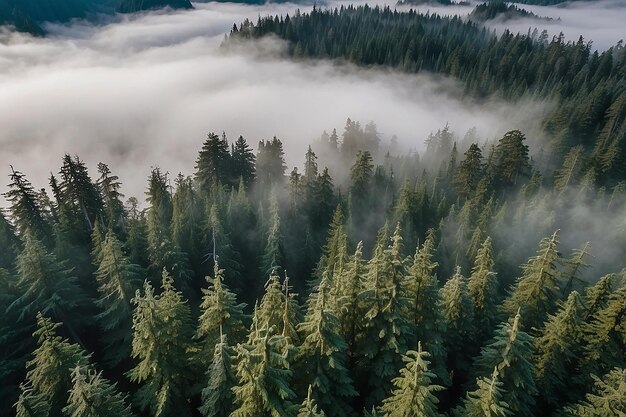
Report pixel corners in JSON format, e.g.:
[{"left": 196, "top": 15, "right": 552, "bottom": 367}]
[
  {"left": 93, "top": 229, "right": 143, "bottom": 366},
  {"left": 195, "top": 132, "right": 233, "bottom": 194},
  {"left": 261, "top": 196, "right": 285, "bottom": 278},
  {"left": 145, "top": 168, "right": 192, "bottom": 290},
  {"left": 231, "top": 135, "right": 256, "bottom": 188},
  {"left": 204, "top": 204, "right": 243, "bottom": 288},
  {"left": 456, "top": 367, "right": 511, "bottom": 417},
  {"left": 403, "top": 230, "right": 447, "bottom": 382},
  {"left": 171, "top": 174, "right": 202, "bottom": 274},
  {"left": 231, "top": 324, "right": 298, "bottom": 417},
  {"left": 199, "top": 334, "right": 238, "bottom": 417},
  {"left": 297, "top": 273, "right": 357, "bottom": 417},
  {"left": 454, "top": 143, "right": 483, "bottom": 199},
  {"left": 473, "top": 313, "right": 537, "bottom": 417},
  {"left": 10, "top": 232, "right": 89, "bottom": 341},
  {"left": 533, "top": 291, "right": 584, "bottom": 406},
  {"left": 377, "top": 343, "right": 444, "bottom": 417},
  {"left": 4, "top": 167, "right": 52, "bottom": 244},
  {"left": 127, "top": 271, "right": 197, "bottom": 417},
  {"left": 467, "top": 237, "right": 499, "bottom": 343},
  {"left": 298, "top": 385, "right": 326, "bottom": 417},
  {"left": 501, "top": 231, "right": 563, "bottom": 329},
  {"left": 19, "top": 314, "right": 91, "bottom": 416},
  {"left": 15, "top": 383, "right": 50, "bottom": 417},
  {"left": 96, "top": 162, "right": 127, "bottom": 236},
  {"left": 317, "top": 206, "right": 349, "bottom": 287},
  {"left": 196, "top": 262, "right": 247, "bottom": 362},
  {"left": 0, "top": 209, "right": 20, "bottom": 271},
  {"left": 565, "top": 368, "right": 626, "bottom": 417},
  {"left": 440, "top": 266, "right": 474, "bottom": 373},
  {"left": 125, "top": 197, "right": 149, "bottom": 268},
  {"left": 358, "top": 224, "right": 411, "bottom": 406},
  {"left": 63, "top": 365, "right": 135, "bottom": 417}
]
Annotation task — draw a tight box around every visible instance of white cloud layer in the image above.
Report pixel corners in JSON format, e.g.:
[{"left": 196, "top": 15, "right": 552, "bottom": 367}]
[{"left": 0, "top": 2, "right": 550, "bottom": 200}]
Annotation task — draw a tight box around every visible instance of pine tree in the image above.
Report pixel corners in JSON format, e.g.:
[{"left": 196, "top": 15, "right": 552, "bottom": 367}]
[
  {"left": 317, "top": 206, "right": 349, "bottom": 286},
  {"left": 0, "top": 209, "right": 20, "bottom": 271},
  {"left": 256, "top": 137, "right": 287, "bottom": 192},
  {"left": 231, "top": 325, "right": 298, "bottom": 417},
  {"left": 377, "top": 343, "right": 444, "bottom": 417},
  {"left": 297, "top": 273, "right": 357, "bottom": 417},
  {"left": 199, "top": 334, "right": 238, "bottom": 417},
  {"left": 493, "top": 130, "right": 530, "bottom": 187},
  {"left": 533, "top": 291, "right": 584, "bottom": 406},
  {"left": 125, "top": 197, "right": 149, "bottom": 268},
  {"left": 127, "top": 270, "right": 197, "bottom": 417},
  {"left": 564, "top": 368, "right": 626, "bottom": 417},
  {"left": 19, "top": 314, "right": 91, "bottom": 416},
  {"left": 204, "top": 203, "right": 243, "bottom": 289},
  {"left": 257, "top": 272, "right": 301, "bottom": 344},
  {"left": 63, "top": 365, "right": 135, "bottom": 417},
  {"left": 171, "top": 174, "right": 202, "bottom": 275},
  {"left": 554, "top": 145, "right": 585, "bottom": 193},
  {"left": 454, "top": 143, "right": 483, "bottom": 199},
  {"left": 473, "top": 312, "right": 537, "bottom": 417},
  {"left": 456, "top": 367, "right": 511, "bottom": 417},
  {"left": 93, "top": 229, "right": 143, "bottom": 366},
  {"left": 196, "top": 262, "right": 247, "bottom": 363},
  {"left": 298, "top": 385, "right": 326, "bottom": 417},
  {"left": 501, "top": 231, "right": 563, "bottom": 330}
]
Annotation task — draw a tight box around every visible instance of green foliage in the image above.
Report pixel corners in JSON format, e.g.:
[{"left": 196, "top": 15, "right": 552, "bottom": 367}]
[
  {"left": 298, "top": 385, "right": 327, "bottom": 417},
  {"left": 63, "top": 365, "right": 135, "bottom": 417},
  {"left": 297, "top": 273, "right": 357, "bottom": 416},
  {"left": 501, "top": 231, "right": 563, "bottom": 329},
  {"left": 199, "top": 335, "right": 238, "bottom": 417},
  {"left": 377, "top": 343, "right": 444, "bottom": 417},
  {"left": 93, "top": 229, "right": 143, "bottom": 366},
  {"left": 126, "top": 270, "right": 197, "bottom": 417},
  {"left": 440, "top": 266, "right": 474, "bottom": 372},
  {"left": 467, "top": 237, "right": 499, "bottom": 342},
  {"left": 20, "top": 314, "right": 91, "bottom": 416},
  {"left": 196, "top": 262, "right": 247, "bottom": 362},
  {"left": 564, "top": 368, "right": 626, "bottom": 417},
  {"left": 231, "top": 325, "right": 298, "bottom": 417},
  {"left": 15, "top": 383, "right": 50, "bottom": 417},
  {"left": 195, "top": 132, "right": 233, "bottom": 194},
  {"left": 456, "top": 367, "right": 511, "bottom": 417},
  {"left": 473, "top": 312, "right": 537, "bottom": 417}
]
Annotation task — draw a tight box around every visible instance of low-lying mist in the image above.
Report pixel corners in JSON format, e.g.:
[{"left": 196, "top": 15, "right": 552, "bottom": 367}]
[{"left": 0, "top": 2, "right": 548, "bottom": 200}]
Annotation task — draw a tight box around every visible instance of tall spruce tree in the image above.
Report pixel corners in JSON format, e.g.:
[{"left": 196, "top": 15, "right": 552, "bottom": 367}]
[
  {"left": 195, "top": 132, "right": 233, "bottom": 194},
  {"left": 63, "top": 365, "right": 135, "bottom": 417},
  {"left": 455, "top": 367, "right": 511, "bottom": 417},
  {"left": 467, "top": 237, "right": 499, "bottom": 343},
  {"left": 377, "top": 343, "right": 444, "bottom": 417},
  {"left": 196, "top": 262, "right": 247, "bottom": 363},
  {"left": 199, "top": 334, "right": 238, "bottom": 417},
  {"left": 501, "top": 231, "right": 564, "bottom": 330},
  {"left": 473, "top": 312, "right": 537, "bottom": 417},
  {"left": 297, "top": 273, "right": 357, "bottom": 417},
  {"left": 93, "top": 229, "right": 143, "bottom": 366},
  {"left": 19, "top": 314, "right": 91, "bottom": 416},
  {"left": 127, "top": 270, "right": 197, "bottom": 417},
  {"left": 564, "top": 367, "right": 626, "bottom": 417}
]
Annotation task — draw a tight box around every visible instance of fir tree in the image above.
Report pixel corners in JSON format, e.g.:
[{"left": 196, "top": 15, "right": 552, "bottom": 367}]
[
  {"left": 231, "top": 325, "right": 298, "bottom": 417},
  {"left": 298, "top": 385, "right": 326, "bottom": 417},
  {"left": 467, "top": 237, "right": 499, "bottom": 343},
  {"left": 261, "top": 196, "right": 285, "bottom": 278},
  {"left": 231, "top": 135, "right": 256, "bottom": 188},
  {"left": 14, "top": 383, "right": 50, "bottom": 417},
  {"left": 377, "top": 343, "right": 444, "bottom": 417},
  {"left": 564, "top": 367, "right": 626, "bottom": 417},
  {"left": 93, "top": 229, "right": 143, "bottom": 366},
  {"left": 96, "top": 162, "right": 127, "bottom": 236},
  {"left": 127, "top": 270, "right": 197, "bottom": 417},
  {"left": 455, "top": 367, "right": 511, "bottom": 417},
  {"left": 297, "top": 273, "right": 357, "bottom": 417},
  {"left": 199, "top": 334, "right": 238, "bottom": 417},
  {"left": 454, "top": 143, "right": 483, "bottom": 199},
  {"left": 196, "top": 262, "right": 247, "bottom": 362},
  {"left": 501, "top": 231, "right": 563, "bottom": 330},
  {"left": 533, "top": 291, "right": 584, "bottom": 406},
  {"left": 473, "top": 312, "right": 537, "bottom": 417},
  {"left": 63, "top": 365, "right": 135, "bottom": 417},
  {"left": 9, "top": 232, "right": 89, "bottom": 342},
  {"left": 20, "top": 314, "right": 91, "bottom": 416},
  {"left": 195, "top": 132, "right": 233, "bottom": 194}
]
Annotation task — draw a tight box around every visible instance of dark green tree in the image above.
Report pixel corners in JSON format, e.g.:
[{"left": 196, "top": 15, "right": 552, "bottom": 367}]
[{"left": 199, "top": 334, "right": 238, "bottom": 417}]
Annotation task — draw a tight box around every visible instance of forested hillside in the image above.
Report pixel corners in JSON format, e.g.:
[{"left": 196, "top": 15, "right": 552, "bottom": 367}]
[
  {"left": 1, "top": 117, "right": 625, "bottom": 416},
  {"left": 229, "top": 5, "right": 626, "bottom": 187}
]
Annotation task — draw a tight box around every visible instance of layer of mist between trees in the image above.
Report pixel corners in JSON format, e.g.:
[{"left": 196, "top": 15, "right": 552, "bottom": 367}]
[{"left": 1, "top": 121, "right": 625, "bottom": 416}]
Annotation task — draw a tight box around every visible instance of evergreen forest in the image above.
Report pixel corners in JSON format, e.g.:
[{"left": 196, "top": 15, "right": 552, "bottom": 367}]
[{"left": 2, "top": 3, "right": 626, "bottom": 417}]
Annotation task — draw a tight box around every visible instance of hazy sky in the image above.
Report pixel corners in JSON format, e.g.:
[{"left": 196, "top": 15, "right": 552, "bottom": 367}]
[{"left": 0, "top": 0, "right": 623, "bottom": 200}]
